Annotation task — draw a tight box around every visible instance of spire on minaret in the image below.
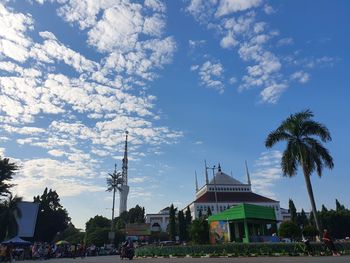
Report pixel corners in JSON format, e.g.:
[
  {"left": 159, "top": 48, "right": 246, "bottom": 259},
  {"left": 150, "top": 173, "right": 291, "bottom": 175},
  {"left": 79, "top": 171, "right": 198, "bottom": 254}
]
[
  {"left": 218, "top": 163, "right": 222, "bottom": 172},
  {"left": 245, "top": 160, "right": 251, "bottom": 185},
  {"left": 204, "top": 160, "right": 209, "bottom": 184},
  {"left": 122, "top": 130, "right": 129, "bottom": 185},
  {"left": 195, "top": 170, "right": 199, "bottom": 192},
  {"left": 119, "top": 130, "right": 130, "bottom": 215}
]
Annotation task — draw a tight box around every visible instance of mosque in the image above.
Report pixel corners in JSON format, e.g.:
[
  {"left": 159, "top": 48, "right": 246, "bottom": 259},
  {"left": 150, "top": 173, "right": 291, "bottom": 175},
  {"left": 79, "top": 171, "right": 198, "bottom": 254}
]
[{"left": 183, "top": 163, "right": 282, "bottom": 222}]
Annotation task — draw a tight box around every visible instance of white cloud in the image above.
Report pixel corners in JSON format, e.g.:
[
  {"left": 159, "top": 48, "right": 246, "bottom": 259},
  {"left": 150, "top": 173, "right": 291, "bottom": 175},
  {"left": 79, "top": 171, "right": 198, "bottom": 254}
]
[
  {"left": 0, "top": 1, "right": 182, "bottom": 204},
  {"left": 260, "top": 83, "right": 288, "bottom": 104},
  {"left": 196, "top": 60, "right": 225, "bottom": 93},
  {"left": 251, "top": 150, "right": 282, "bottom": 198},
  {"left": 0, "top": 3, "right": 33, "bottom": 62},
  {"left": 13, "top": 158, "right": 104, "bottom": 198},
  {"left": 186, "top": 1, "right": 312, "bottom": 103},
  {"left": 277, "top": 37, "right": 294, "bottom": 47},
  {"left": 215, "top": 0, "right": 262, "bottom": 17},
  {"left": 291, "top": 71, "right": 310, "bottom": 84}
]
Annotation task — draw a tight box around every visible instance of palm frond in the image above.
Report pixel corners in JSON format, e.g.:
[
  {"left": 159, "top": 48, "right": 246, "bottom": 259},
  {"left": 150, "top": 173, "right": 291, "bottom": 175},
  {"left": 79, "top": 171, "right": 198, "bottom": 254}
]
[
  {"left": 265, "top": 129, "right": 292, "bottom": 148},
  {"left": 305, "top": 137, "right": 334, "bottom": 172},
  {"left": 281, "top": 141, "right": 298, "bottom": 177},
  {"left": 301, "top": 121, "right": 332, "bottom": 142}
]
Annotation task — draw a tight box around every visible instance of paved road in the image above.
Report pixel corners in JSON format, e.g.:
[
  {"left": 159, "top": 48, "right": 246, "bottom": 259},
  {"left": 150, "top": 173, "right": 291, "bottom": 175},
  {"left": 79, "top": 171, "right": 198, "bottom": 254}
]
[{"left": 23, "top": 255, "right": 350, "bottom": 263}]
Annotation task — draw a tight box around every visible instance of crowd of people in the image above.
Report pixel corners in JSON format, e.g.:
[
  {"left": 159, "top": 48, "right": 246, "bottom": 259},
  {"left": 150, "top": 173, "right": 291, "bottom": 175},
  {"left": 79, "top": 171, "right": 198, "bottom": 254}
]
[{"left": 0, "top": 242, "right": 88, "bottom": 262}]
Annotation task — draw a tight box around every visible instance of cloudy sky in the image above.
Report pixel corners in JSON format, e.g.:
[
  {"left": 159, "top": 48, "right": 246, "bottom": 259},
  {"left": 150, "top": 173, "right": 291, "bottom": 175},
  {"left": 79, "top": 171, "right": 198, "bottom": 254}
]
[{"left": 0, "top": 0, "right": 349, "bottom": 228}]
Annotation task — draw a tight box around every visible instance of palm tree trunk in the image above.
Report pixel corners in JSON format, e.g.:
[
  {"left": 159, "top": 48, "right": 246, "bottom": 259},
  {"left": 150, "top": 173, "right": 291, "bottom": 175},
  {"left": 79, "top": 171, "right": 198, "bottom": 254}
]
[
  {"left": 111, "top": 188, "right": 116, "bottom": 232},
  {"left": 303, "top": 172, "right": 321, "bottom": 235}
]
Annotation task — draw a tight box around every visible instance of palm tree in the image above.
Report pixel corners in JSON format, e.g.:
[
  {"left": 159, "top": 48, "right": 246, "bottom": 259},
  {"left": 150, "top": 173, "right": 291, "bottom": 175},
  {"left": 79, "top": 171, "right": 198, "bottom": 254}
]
[
  {"left": 265, "top": 109, "right": 333, "bottom": 234},
  {"left": 0, "top": 157, "right": 18, "bottom": 197},
  {"left": 106, "top": 165, "right": 123, "bottom": 233},
  {"left": 0, "top": 194, "right": 22, "bottom": 240}
]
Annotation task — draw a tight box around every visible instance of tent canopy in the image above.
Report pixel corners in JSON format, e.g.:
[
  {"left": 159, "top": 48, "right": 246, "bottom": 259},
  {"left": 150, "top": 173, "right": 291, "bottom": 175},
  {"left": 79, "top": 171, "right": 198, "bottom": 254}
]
[
  {"left": 208, "top": 203, "right": 276, "bottom": 222},
  {"left": 1, "top": 236, "right": 31, "bottom": 245}
]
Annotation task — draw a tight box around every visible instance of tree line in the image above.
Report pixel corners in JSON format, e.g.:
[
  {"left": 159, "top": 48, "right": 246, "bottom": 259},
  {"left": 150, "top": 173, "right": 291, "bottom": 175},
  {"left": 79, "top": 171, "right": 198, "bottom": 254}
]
[{"left": 279, "top": 198, "right": 350, "bottom": 240}]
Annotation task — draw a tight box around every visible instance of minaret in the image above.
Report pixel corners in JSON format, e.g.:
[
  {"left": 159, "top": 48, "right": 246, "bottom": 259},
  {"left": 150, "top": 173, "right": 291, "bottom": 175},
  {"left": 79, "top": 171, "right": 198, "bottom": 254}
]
[
  {"left": 195, "top": 170, "right": 199, "bottom": 192},
  {"left": 245, "top": 160, "right": 251, "bottom": 185},
  {"left": 204, "top": 160, "right": 209, "bottom": 184},
  {"left": 119, "top": 131, "right": 130, "bottom": 215}
]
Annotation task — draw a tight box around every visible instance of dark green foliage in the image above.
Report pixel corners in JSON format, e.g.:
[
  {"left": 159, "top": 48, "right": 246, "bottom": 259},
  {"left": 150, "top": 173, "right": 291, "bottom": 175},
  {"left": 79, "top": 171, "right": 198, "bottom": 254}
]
[
  {"left": 177, "top": 210, "right": 186, "bottom": 241},
  {"left": 321, "top": 205, "right": 328, "bottom": 212},
  {"left": 114, "top": 205, "right": 146, "bottom": 230},
  {"left": 278, "top": 221, "right": 301, "bottom": 241},
  {"left": 135, "top": 242, "right": 350, "bottom": 257},
  {"left": 289, "top": 199, "right": 297, "bottom": 224},
  {"left": 128, "top": 205, "right": 145, "bottom": 223},
  {"left": 0, "top": 194, "right": 22, "bottom": 241},
  {"left": 319, "top": 208, "right": 350, "bottom": 239},
  {"left": 86, "top": 215, "right": 110, "bottom": 230},
  {"left": 85, "top": 215, "right": 124, "bottom": 246},
  {"left": 302, "top": 225, "right": 318, "bottom": 239},
  {"left": 297, "top": 209, "right": 309, "bottom": 229},
  {"left": 207, "top": 207, "right": 212, "bottom": 217},
  {"left": 198, "top": 209, "right": 202, "bottom": 219},
  {"left": 265, "top": 109, "right": 334, "bottom": 233},
  {"left": 184, "top": 206, "right": 192, "bottom": 241},
  {"left": 190, "top": 218, "right": 209, "bottom": 244},
  {"left": 54, "top": 223, "right": 85, "bottom": 244},
  {"left": 336, "top": 199, "right": 345, "bottom": 211},
  {"left": 0, "top": 157, "right": 18, "bottom": 197},
  {"left": 33, "top": 188, "right": 70, "bottom": 242},
  {"left": 168, "top": 204, "right": 176, "bottom": 241},
  {"left": 309, "top": 211, "right": 315, "bottom": 227}
]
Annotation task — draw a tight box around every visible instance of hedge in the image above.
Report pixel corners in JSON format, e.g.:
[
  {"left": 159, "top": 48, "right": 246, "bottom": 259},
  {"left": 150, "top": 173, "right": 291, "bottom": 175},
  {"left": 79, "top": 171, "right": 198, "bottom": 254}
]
[{"left": 135, "top": 242, "right": 350, "bottom": 257}]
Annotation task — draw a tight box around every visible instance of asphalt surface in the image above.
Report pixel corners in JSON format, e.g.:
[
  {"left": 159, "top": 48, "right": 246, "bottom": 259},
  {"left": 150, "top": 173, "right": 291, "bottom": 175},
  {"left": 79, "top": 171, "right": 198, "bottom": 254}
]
[{"left": 23, "top": 255, "right": 350, "bottom": 263}]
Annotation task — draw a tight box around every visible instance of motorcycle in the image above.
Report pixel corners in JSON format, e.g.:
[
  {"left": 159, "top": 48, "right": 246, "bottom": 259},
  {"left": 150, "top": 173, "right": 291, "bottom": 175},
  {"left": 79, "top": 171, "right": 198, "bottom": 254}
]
[{"left": 119, "top": 245, "right": 134, "bottom": 260}]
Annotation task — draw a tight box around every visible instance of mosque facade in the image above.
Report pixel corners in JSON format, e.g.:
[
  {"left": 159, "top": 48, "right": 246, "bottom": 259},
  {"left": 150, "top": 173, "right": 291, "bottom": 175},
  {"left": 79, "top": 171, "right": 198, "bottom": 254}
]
[{"left": 184, "top": 163, "right": 282, "bottom": 221}]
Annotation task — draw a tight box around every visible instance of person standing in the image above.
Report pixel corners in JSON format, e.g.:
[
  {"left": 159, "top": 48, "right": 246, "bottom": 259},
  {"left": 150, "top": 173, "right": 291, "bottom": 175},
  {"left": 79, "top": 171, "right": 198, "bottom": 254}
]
[{"left": 322, "top": 229, "right": 340, "bottom": 256}]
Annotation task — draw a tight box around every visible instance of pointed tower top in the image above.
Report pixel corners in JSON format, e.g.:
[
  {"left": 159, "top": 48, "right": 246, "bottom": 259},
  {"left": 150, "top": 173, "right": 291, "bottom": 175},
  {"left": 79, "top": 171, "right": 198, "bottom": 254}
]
[
  {"left": 204, "top": 160, "right": 209, "bottom": 184},
  {"left": 218, "top": 163, "right": 222, "bottom": 172},
  {"left": 195, "top": 170, "right": 199, "bottom": 192},
  {"left": 122, "top": 131, "right": 129, "bottom": 185},
  {"left": 245, "top": 160, "right": 251, "bottom": 185}
]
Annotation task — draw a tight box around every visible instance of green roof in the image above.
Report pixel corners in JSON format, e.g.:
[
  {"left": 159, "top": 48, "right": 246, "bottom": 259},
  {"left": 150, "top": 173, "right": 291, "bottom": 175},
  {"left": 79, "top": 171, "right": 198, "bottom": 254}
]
[{"left": 208, "top": 203, "right": 276, "bottom": 222}]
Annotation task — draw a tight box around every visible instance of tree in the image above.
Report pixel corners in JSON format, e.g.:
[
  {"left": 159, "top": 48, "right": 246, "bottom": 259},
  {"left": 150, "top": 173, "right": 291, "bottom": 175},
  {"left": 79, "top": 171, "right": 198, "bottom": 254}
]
[
  {"left": 177, "top": 210, "right": 186, "bottom": 242},
  {"left": 297, "top": 209, "right": 309, "bottom": 229},
  {"left": 0, "top": 157, "right": 18, "bottom": 197},
  {"left": 34, "top": 188, "right": 70, "bottom": 242},
  {"left": 0, "top": 194, "right": 22, "bottom": 241},
  {"left": 190, "top": 218, "right": 209, "bottom": 244},
  {"left": 54, "top": 223, "right": 85, "bottom": 244},
  {"left": 185, "top": 206, "right": 192, "bottom": 241},
  {"left": 288, "top": 199, "right": 297, "bottom": 224},
  {"left": 336, "top": 199, "right": 345, "bottom": 211},
  {"left": 321, "top": 205, "right": 328, "bottom": 213},
  {"left": 265, "top": 109, "right": 334, "bottom": 234},
  {"left": 85, "top": 215, "right": 124, "bottom": 246},
  {"left": 207, "top": 207, "right": 212, "bottom": 217},
  {"left": 303, "top": 225, "right": 318, "bottom": 240},
  {"left": 86, "top": 215, "right": 110, "bottom": 231},
  {"left": 128, "top": 205, "right": 145, "bottom": 223},
  {"left": 278, "top": 221, "right": 301, "bottom": 241},
  {"left": 106, "top": 165, "right": 123, "bottom": 233},
  {"left": 168, "top": 204, "right": 176, "bottom": 241}
]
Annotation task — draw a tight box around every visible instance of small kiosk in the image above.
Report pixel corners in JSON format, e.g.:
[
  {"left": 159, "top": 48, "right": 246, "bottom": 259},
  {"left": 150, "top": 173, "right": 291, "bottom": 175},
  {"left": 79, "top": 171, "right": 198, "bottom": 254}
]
[{"left": 208, "top": 203, "right": 278, "bottom": 244}]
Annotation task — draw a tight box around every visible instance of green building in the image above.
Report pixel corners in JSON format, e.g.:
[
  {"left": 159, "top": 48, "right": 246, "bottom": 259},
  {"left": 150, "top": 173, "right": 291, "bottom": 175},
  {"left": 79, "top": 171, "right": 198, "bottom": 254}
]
[{"left": 208, "top": 203, "right": 278, "bottom": 243}]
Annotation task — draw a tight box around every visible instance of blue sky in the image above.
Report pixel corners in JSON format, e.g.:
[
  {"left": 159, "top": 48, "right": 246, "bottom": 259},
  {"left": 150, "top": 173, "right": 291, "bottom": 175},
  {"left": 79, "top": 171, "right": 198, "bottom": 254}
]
[{"left": 0, "top": 0, "right": 349, "bottom": 229}]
